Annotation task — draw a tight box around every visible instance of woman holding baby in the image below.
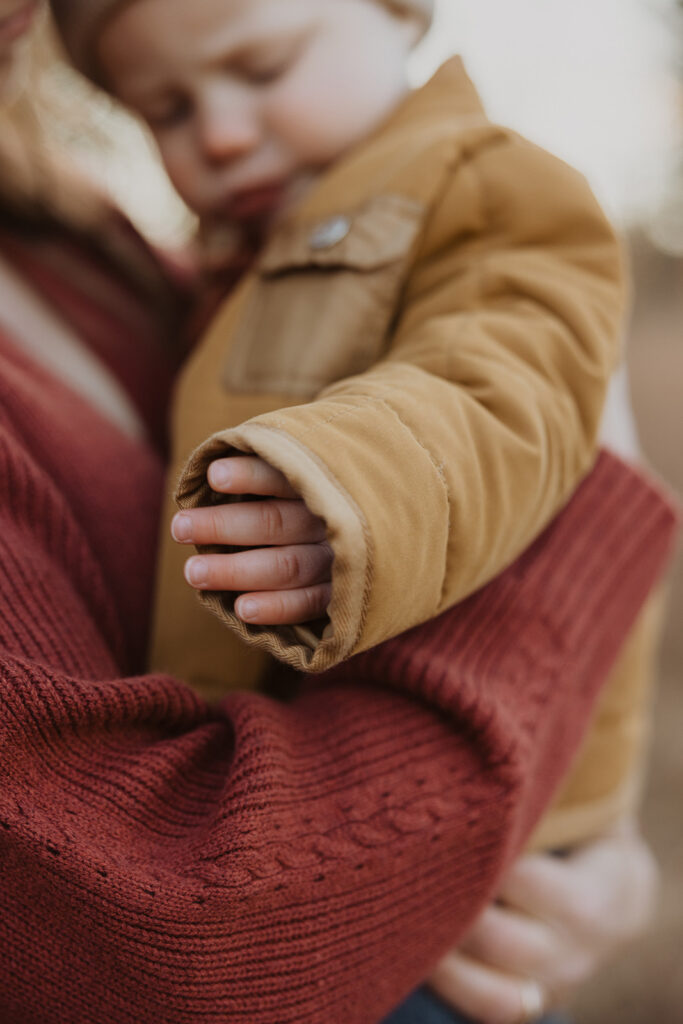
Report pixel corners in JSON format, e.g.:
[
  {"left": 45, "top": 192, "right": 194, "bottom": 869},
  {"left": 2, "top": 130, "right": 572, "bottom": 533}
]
[{"left": 0, "top": 3, "right": 671, "bottom": 1022}]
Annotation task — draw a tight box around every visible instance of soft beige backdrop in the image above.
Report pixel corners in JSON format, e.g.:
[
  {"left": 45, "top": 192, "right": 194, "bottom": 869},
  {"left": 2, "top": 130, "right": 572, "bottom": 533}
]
[{"left": 414, "top": 0, "right": 678, "bottom": 223}]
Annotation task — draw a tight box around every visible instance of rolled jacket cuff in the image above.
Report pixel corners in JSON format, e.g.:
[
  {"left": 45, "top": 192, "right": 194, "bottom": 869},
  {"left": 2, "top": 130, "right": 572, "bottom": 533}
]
[{"left": 175, "top": 422, "right": 371, "bottom": 672}]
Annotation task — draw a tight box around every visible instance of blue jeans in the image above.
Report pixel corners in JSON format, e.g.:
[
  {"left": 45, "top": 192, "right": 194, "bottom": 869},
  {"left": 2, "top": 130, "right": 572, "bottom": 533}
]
[{"left": 382, "top": 987, "right": 570, "bottom": 1024}]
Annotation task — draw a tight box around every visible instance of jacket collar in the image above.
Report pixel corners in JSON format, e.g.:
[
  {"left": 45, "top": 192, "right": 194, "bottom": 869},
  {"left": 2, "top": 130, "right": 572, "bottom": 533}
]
[{"left": 376, "top": 56, "right": 485, "bottom": 142}]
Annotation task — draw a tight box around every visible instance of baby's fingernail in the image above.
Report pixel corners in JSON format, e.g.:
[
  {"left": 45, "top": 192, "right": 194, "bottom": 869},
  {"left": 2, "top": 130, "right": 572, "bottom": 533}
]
[
  {"left": 210, "top": 463, "right": 231, "bottom": 488},
  {"left": 185, "top": 558, "right": 208, "bottom": 587},
  {"left": 237, "top": 598, "right": 259, "bottom": 622},
  {"left": 172, "top": 513, "right": 193, "bottom": 542}
]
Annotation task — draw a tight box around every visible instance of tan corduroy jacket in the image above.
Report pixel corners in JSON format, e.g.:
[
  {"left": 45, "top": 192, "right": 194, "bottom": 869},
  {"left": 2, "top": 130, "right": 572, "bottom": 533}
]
[{"left": 151, "top": 59, "right": 659, "bottom": 848}]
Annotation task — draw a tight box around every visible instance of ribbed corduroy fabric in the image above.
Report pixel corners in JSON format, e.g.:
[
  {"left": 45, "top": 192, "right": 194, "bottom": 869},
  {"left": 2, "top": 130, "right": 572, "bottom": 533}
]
[{"left": 0, "top": 300, "right": 676, "bottom": 1024}]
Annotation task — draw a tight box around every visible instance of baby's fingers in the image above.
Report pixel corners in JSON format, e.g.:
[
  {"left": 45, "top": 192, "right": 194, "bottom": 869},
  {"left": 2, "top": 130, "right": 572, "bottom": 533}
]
[
  {"left": 208, "top": 457, "right": 298, "bottom": 499},
  {"left": 172, "top": 500, "right": 327, "bottom": 547},
  {"left": 184, "top": 544, "right": 333, "bottom": 593},
  {"left": 236, "top": 584, "right": 332, "bottom": 625}
]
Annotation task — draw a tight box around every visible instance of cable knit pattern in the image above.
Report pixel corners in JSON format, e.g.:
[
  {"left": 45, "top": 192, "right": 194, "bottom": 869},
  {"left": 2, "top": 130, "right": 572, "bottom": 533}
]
[{"left": 0, "top": 328, "right": 677, "bottom": 1023}]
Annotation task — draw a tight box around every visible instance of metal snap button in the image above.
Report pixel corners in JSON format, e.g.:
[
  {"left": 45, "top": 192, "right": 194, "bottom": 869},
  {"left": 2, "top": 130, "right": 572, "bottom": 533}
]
[{"left": 309, "top": 215, "right": 352, "bottom": 251}]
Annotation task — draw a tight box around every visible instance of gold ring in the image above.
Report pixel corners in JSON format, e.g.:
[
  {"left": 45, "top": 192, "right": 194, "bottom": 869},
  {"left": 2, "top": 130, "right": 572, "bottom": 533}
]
[{"left": 518, "top": 978, "right": 545, "bottom": 1023}]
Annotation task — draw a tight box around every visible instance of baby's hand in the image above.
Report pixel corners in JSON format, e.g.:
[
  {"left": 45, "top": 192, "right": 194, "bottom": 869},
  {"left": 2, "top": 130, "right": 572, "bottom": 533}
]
[{"left": 171, "top": 457, "right": 333, "bottom": 626}]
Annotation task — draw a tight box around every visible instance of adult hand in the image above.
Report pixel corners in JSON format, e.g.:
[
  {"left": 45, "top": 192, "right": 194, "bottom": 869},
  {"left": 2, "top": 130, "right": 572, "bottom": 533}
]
[
  {"left": 428, "top": 824, "right": 658, "bottom": 1024},
  {"left": 171, "top": 456, "right": 333, "bottom": 625}
]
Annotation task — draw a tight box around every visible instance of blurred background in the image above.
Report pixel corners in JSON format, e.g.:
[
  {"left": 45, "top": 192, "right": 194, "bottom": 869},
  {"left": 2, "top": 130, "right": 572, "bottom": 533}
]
[{"left": 36, "top": 1, "right": 682, "bottom": 1019}]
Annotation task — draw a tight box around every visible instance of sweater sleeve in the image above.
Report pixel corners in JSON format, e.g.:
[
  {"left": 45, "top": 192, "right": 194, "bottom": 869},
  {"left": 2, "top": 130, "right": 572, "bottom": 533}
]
[
  {"left": 177, "top": 134, "right": 627, "bottom": 672},
  {"left": 0, "top": 447, "right": 675, "bottom": 1024}
]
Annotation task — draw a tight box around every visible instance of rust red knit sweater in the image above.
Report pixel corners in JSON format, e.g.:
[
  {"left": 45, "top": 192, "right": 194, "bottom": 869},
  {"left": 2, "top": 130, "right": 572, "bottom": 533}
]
[{"left": 0, "top": 232, "right": 677, "bottom": 1023}]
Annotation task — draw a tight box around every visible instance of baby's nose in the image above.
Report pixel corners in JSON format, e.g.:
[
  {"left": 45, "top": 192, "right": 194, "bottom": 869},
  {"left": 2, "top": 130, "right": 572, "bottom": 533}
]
[{"left": 198, "top": 90, "right": 261, "bottom": 164}]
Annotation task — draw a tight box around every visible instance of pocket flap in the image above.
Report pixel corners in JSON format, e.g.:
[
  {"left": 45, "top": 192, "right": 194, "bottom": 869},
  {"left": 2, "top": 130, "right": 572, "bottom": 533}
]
[{"left": 258, "top": 194, "right": 425, "bottom": 275}]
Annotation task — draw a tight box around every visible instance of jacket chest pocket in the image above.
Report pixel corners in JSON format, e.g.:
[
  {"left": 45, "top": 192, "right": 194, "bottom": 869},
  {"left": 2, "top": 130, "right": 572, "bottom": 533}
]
[{"left": 222, "top": 194, "right": 425, "bottom": 398}]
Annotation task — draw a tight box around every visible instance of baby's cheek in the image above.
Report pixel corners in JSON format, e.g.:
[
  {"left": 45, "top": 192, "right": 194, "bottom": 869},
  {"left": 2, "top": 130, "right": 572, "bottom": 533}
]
[
  {"left": 267, "top": 83, "right": 348, "bottom": 164},
  {"left": 269, "top": 65, "right": 396, "bottom": 166}
]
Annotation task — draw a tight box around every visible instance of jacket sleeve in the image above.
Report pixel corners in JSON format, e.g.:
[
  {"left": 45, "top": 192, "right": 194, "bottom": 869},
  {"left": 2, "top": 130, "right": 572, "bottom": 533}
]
[
  {"left": 1, "top": 445, "right": 676, "bottom": 1024},
  {"left": 178, "top": 133, "right": 627, "bottom": 672}
]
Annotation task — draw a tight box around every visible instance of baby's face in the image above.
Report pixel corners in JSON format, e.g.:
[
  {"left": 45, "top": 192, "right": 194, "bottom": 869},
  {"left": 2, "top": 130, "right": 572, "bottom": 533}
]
[{"left": 100, "top": 0, "right": 414, "bottom": 229}]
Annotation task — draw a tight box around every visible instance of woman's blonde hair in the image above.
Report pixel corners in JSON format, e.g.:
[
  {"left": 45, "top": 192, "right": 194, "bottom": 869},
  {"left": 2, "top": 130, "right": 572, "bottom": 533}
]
[{"left": 0, "top": 11, "right": 110, "bottom": 230}]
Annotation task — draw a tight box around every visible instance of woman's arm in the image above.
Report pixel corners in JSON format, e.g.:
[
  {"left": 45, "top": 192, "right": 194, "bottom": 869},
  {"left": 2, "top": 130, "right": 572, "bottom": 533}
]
[{"left": 0, "top": 444, "right": 675, "bottom": 1024}]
